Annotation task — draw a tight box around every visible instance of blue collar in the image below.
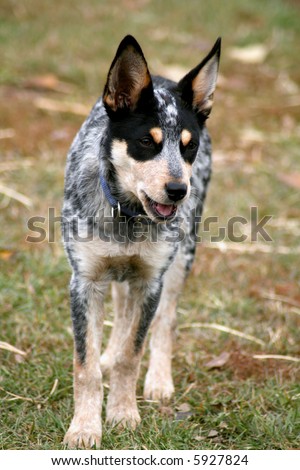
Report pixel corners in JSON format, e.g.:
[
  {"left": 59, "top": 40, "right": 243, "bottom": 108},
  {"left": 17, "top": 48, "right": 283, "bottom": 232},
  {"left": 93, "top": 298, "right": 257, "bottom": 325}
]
[{"left": 100, "top": 173, "right": 151, "bottom": 224}]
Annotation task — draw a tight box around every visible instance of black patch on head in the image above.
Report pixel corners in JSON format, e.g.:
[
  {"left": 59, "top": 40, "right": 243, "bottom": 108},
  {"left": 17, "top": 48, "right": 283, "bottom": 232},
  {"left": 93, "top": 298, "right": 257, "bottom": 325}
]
[
  {"left": 176, "top": 101, "right": 201, "bottom": 163},
  {"left": 108, "top": 111, "right": 163, "bottom": 162}
]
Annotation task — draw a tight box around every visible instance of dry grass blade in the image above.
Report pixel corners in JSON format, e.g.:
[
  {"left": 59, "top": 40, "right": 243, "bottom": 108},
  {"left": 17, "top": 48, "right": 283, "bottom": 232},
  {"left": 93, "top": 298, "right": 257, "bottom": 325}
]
[
  {"left": 291, "top": 308, "right": 300, "bottom": 316},
  {"left": 34, "top": 97, "right": 90, "bottom": 116},
  {"left": 40, "top": 379, "right": 59, "bottom": 404},
  {"left": 0, "top": 183, "right": 32, "bottom": 208},
  {"left": 23, "top": 74, "right": 74, "bottom": 93},
  {"left": 49, "top": 378, "right": 59, "bottom": 397},
  {"left": 228, "top": 44, "right": 269, "bottom": 64},
  {"left": 0, "top": 160, "right": 33, "bottom": 173},
  {"left": 0, "top": 386, "right": 34, "bottom": 403},
  {"left": 173, "top": 382, "right": 196, "bottom": 405},
  {"left": 0, "top": 341, "right": 27, "bottom": 356},
  {"left": 253, "top": 354, "right": 300, "bottom": 363},
  {"left": 0, "top": 128, "right": 15, "bottom": 139},
  {"left": 203, "top": 241, "right": 300, "bottom": 255},
  {"left": 261, "top": 293, "right": 300, "bottom": 309},
  {"left": 179, "top": 322, "right": 265, "bottom": 346}
]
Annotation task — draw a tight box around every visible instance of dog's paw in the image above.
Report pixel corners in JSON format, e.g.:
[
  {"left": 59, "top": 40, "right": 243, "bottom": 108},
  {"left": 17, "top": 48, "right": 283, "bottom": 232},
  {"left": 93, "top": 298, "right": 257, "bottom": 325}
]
[
  {"left": 63, "top": 422, "right": 102, "bottom": 449},
  {"left": 106, "top": 405, "right": 141, "bottom": 429},
  {"left": 144, "top": 370, "right": 174, "bottom": 402}
]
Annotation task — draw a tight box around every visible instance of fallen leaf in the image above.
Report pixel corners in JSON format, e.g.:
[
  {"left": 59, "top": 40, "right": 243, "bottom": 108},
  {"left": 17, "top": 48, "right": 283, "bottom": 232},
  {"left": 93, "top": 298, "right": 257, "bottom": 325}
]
[
  {"left": 219, "top": 421, "right": 229, "bottom": 429},
  {"left": 156, "top": 65, "right": 188, "bottom": 82},
  {"left": 0, "top": 249, "right": 15, "bottom": 261},
  {"left": 228, "top": 44, "right": 268, "bottom": 64},
  {"left": 14, "top": 354, "right": 26, "bottom": 364},
  {"left": 175, "top": 410, "right": 194, "bottom": 421},
  {"left": 175, "top": 403, "right": 193, "bottom": 421},
  {"left": 205, "top": 351, "right": 231, "bottom": 369},
  {"left": 240, "top": 128, "right": 265, "bottom": 144},
  {"left": 24, "top": 74, "right": 73, "bottom": 93},
  {"left": 177, "top": 403, "right": 191, "bottom": 413},
  {"left": 277, "top": 173, "right": 300, "bottom": 190},
  {"left": 275, "top": 72, "right": 299, "bottom": 95},
  {"left": 159, "top": 406, "right": 174, "bottom": 418},
  {"left": 208, "top": 430, "right": 219, "bottom": 438}
]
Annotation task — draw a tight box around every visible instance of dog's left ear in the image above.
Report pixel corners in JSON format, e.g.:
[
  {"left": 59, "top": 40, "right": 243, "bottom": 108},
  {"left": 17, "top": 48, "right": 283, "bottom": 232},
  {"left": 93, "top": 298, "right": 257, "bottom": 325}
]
[
  {"left": 177, "top": 37, "right": 221, "bottom": 118},
  {"left": 103, "top": 35, "right": 153, "bottom": 114}
]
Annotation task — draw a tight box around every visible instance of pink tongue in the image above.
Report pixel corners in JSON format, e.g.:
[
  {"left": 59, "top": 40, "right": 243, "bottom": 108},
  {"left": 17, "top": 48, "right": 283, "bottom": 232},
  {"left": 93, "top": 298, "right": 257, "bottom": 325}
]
[{"left": 155, "top": 203, "right": 174, "bottom": 217}]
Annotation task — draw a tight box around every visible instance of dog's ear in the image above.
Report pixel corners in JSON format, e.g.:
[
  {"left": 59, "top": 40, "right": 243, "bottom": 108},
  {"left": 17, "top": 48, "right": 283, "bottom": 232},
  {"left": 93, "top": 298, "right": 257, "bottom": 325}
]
[
  {"left": 177, "top": 38, "right": 221, "bottom": 119},
  {"left": 103, "top": 35, "right": 153, "bottom": 114}
]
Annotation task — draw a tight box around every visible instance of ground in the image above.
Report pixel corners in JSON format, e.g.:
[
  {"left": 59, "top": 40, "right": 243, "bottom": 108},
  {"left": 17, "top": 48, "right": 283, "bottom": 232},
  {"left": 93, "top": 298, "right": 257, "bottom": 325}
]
[{"left": 0, "top": 0, "right": 299, "bottom": 450}]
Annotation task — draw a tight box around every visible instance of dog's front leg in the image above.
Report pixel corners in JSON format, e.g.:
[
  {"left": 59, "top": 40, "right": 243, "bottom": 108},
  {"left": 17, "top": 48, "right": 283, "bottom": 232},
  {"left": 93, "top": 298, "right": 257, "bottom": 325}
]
[
  {"left": 106, "top": 279, "right": 162, "bottom": 428},
  {"left": 64, "top": 275, "right": 106, "bottom": 449},
  {"left": 144, "top": 250, "right": 187, "bottom": 401}
]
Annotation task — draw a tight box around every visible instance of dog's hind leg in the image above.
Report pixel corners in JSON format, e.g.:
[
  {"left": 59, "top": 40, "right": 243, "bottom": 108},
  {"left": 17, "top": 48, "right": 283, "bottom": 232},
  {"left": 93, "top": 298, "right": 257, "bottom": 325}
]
[
  {"left": 100, "top": 281, "right": 129, "bottom": 374},
  {"left": 144, "top": 249, "right": 187, "bottom": 402},
  {"left": 106, "top": 278, "right": 162, "bottom": 428},
  {"left": 63, "top": 275, "right": 107, "bottom": 449}
]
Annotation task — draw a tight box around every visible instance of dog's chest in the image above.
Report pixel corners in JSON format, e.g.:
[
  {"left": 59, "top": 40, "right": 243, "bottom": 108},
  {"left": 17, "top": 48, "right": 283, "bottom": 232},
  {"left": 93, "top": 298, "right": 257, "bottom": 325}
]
[{"left": 72, "top": 238, "right": 175, "bottom": 284}]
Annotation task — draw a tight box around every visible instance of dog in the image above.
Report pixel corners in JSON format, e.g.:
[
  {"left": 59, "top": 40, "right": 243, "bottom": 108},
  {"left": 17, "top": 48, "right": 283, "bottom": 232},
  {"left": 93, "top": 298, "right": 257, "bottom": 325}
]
[{"left": 62, "top": 34, "right": 221, "bottom": 448}]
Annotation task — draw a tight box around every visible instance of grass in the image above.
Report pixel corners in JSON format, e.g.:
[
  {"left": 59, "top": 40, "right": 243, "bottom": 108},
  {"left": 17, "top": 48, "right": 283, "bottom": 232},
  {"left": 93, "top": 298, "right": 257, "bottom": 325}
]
[{"left": 1, "top": 0, "right": 300, "bottom": 450}]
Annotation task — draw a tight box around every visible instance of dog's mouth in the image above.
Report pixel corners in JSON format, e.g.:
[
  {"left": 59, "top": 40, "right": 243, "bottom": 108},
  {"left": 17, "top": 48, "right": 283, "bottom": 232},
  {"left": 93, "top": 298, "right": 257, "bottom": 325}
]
[{"left": 143, "top": 194, "right": 177, "bottom": 222}]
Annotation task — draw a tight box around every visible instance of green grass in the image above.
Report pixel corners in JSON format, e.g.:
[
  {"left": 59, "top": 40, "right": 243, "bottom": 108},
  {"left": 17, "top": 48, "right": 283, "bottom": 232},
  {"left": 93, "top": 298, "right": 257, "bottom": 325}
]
[{"left": 1, "top": 0, "right": 300, "bottom": 450}]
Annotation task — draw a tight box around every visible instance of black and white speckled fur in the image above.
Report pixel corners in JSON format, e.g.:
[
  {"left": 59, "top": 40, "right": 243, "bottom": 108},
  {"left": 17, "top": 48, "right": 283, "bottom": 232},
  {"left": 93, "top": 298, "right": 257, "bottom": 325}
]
[{"left": 62, "top": 35, "right": 220, "bottom": 448}]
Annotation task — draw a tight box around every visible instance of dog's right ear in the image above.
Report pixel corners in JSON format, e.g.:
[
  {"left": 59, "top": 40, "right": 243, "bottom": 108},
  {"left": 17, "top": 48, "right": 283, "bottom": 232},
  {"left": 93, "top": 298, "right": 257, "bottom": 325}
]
[{"left": 103, "top": 35, "right": 153, "bottom": 114}]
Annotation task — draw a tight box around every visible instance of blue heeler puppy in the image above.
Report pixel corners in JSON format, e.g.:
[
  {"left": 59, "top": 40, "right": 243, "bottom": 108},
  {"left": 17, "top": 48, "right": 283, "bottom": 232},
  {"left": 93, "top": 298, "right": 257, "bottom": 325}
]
[{"left": 62, "top": 35, "right": 221, "bottom": 448}]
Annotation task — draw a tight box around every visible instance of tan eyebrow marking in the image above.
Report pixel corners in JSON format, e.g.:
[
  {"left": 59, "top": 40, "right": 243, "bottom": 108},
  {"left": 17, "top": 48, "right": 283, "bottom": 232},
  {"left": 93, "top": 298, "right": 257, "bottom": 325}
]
[
  {"left": 149, "top": 127, "right": 163, "bottom": 144},
  {"left": 181, "top": 129, "right": 192, "bottom": 146}
]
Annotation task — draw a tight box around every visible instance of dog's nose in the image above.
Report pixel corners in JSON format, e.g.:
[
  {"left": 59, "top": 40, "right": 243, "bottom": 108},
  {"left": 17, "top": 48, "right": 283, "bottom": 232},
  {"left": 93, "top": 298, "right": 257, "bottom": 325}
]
[{"left": 165, "top": 182, "right": 188, "bottom": 202}]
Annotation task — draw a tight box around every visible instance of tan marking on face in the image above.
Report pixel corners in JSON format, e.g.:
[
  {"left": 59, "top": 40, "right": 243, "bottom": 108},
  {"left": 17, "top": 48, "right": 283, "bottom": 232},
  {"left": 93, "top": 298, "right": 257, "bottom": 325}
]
[
  {"left": 181, "top": 129, "right": 192, "bottom": 146},
  {"left": 111, "top": 139, "right": 191, "bottom": 221},
  {"left": 184, "top": 161, "right": 193, "bottom": 179},
  {"left": 149, "top": 127, "right": 163, "bottom": 145},
  {"left": 111, "top": 140, "right": 137, "bottom": 198}
]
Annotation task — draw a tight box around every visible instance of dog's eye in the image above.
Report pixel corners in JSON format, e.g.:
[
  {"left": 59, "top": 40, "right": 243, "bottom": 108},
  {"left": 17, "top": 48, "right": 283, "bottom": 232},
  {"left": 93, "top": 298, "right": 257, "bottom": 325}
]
[
  {"left": 187, "top": 141, "right": 198, "bottom": 151},
  {"left": 139, "top": 137, "right": 153, "bottom": 148}
]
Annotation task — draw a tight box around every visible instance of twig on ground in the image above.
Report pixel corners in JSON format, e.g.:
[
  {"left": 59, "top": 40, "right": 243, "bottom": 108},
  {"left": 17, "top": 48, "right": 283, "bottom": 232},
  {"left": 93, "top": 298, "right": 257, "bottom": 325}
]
[
  {"left": 253, "top": 354, "right": 300, "bottom": 363},
  {"left": 0, "top": 341, "right": 27, "bottom": 356},
  {"left": 179, "top": 322, "right": 265, "bottom": 346},
  {"left": 0, "top": 183, "right": 32, "bottom": 208}
]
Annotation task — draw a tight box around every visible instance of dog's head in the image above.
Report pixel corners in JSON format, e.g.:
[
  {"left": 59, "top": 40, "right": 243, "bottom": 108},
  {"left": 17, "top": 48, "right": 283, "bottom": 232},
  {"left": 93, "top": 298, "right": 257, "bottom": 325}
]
[{"left": 103, "top": 35, "right": 221, "bottom": 223}]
